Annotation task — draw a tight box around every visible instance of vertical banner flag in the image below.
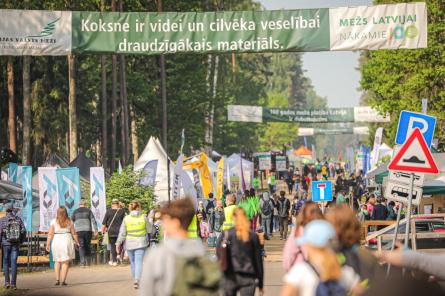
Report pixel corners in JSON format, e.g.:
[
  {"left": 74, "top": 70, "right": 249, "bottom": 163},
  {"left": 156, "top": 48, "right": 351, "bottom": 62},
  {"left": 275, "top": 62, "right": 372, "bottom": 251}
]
[
  {"left": 139, "top": 160, "right": 158, "bottom": 187},
  {"left": 304, "top": 136, "right": 308, "bottom": 148},
  {"left": 172, "top": 155, "right": 184, "bottom": 200},
  {"left": 181, "top": 170, "right": 197, "bottom": 203},
  {"left": 199, "top": 153, "right": 213, "bottom": 199},
  {"left": 90, "top": 167, "right": 106, "bottom": 230},
  {"left": 18, "top": 166, "right": 33, "bottom": 231},
  {"left": 8, "top": 163, "right": 18, "bottom": 183},
  {"left": 311, "top": 144, "right": 316, "bottom": 161},
  {"left": 371, "top": 127, "right": 383, "bottom": 168},
  {"left": 38, "top": 168, "right": 59, "bottom": 232},
  {"left": 422, "top": 99, "right": 428, "bottom": 114},
  {"left": 216, "top": 158, "right": 224, "bottom": 200},
  {"left": 56, "top": 168, "right": 81, "bottom": 218},
  {"left": 226, "top": 162, "right": 231, "bottom": 191}
]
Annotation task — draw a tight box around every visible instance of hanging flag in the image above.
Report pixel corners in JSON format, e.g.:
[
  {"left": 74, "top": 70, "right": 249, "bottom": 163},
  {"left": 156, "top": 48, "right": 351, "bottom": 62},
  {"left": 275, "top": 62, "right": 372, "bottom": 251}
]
[
  {"left": 118, "top": 160, "right": 123, "bottom": 175},
  {"left": 139, "top": 160, "right": 158, "bottom": 187},
  {"left": 311, "top": 144, "right": 316, "bottom": 161},
  {"left": 56, "top": 168, "right": 81, "bottom": 218},
  {"left": 371, "top": 127, "right": 383, "bottom": 168},
  {"left": 8, "top": 162, "right": 18, "bottom": 183},
  {"left": 240, "top": 156, "right": 246, "bottom": 191},
  {"left": 38, "top": 168, "right": 59, "bottom": 232},
  {"left": 18, "top": 166, "right": 33, "bottom": 231},
  {"left": 90, "top": 167, "right": 106, "bottom": 231},
  {"left": 216, "top": 157, "right": 224, "bottom": 200},
  {"left": 172, "top": 155, "right": 184, "bottom": 200},
  {"left": 180, "top": 129, "right": 185, "bottom": 154},
  {"left": 226, "top": 162, "right": 231, "bottom": 191},
  {"left": 304, "top": 136, "right": 308, "bottom": 148},
  {"left": 198, "top": 153, "right": 213, "bottom": 199}
]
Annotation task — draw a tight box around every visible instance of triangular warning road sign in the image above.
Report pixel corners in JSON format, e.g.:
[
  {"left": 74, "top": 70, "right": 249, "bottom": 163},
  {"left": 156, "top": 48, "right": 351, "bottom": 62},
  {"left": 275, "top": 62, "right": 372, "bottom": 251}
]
[{"left": 388, "top": 128, "right": 439, "bottom": 174}]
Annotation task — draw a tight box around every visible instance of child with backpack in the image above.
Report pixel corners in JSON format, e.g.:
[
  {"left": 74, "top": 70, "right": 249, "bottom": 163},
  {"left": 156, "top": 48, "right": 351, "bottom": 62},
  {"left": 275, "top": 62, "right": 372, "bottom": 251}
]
[
  {"left": 281, "top": 220, "right": 360, "bottom": 296},
  {"left": 139, "top": 198, "right": 220, "bottom": 296},
  {"left": 0, "top": 204, "right": 25, "bottom": 290}
]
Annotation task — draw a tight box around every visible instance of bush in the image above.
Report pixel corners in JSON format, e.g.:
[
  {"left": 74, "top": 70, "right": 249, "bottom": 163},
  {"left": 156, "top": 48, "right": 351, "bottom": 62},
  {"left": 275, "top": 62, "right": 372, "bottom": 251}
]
[{"left": 106, "top": 166, "right": 156, "bottom": 213}]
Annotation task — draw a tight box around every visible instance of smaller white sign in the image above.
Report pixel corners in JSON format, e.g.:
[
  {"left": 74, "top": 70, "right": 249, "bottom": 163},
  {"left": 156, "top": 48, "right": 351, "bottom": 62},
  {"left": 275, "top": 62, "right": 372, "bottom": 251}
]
[
  {"left": 389, "top": 171, "right": 424, "bottom": 187},
  {"left": 276, "top": 156, "right": 287, "bottom": 172},
  {"left": 384, "top": 181, "right": 423, "bottom": 206},
  {"left": 228, "top": 105, "right": 263, "bottom": 123}
]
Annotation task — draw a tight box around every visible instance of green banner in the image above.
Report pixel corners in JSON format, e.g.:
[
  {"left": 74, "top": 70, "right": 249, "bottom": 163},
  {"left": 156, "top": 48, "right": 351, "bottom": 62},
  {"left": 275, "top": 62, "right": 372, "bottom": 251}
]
[
  {"left": 72, "top": 10, "right": 330, "bottom": 54},
  {"left": 264, "top": 107, "right": 354, "bottom": 123}
]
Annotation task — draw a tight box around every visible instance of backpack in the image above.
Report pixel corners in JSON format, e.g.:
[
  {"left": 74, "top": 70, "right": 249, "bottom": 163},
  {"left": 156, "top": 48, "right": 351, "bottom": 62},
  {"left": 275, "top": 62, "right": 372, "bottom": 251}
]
[
  {"left": 206, "top": 200, "right": 215, "bottom": 215},
  {"left": 171, "top": 256, "right": 221, "bottom": 296},
  {"left": 5, "top": 217, "right": 23, "bottom": 244},
  {"left": 307, "top": 262, "right": 346, "bottom": 296},
  {"left": 261, "top": 200, "right": 272, "bottom": 216}
]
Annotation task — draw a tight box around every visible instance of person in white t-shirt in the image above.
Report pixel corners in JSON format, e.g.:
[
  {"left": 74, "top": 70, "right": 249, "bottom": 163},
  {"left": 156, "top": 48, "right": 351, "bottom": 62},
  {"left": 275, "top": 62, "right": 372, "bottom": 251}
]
[{"left": 280, "top": 220, "right": 360, "bottom": 296}]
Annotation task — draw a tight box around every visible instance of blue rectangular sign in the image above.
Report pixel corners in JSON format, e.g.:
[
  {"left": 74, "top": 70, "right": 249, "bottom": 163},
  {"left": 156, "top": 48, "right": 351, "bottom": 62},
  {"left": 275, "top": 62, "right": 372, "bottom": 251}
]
[
  {"left": 395, "top": 111, "right": 436, "bottom": 147},
  {"left": 311, "top": 181, "right": 333, "bottom": 202}
]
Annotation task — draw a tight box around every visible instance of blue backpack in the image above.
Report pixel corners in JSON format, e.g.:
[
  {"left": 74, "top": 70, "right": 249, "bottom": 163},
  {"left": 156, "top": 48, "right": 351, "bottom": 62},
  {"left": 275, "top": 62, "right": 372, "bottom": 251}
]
[{"left": 307, "top": 262, "right": 346, "bottom": 296}]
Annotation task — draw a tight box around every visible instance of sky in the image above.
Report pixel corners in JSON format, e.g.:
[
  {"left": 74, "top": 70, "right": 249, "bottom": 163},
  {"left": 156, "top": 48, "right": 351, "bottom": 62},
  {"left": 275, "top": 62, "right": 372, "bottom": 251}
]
[{"left": 259, "top": 0, "right": 373, "bottom": 108}]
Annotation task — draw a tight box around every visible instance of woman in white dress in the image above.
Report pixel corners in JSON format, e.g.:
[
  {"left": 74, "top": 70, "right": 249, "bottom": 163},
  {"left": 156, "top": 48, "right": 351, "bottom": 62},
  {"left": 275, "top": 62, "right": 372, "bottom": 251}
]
[{"left": 46, "top": 206, "right": 80, "bottom": 286}]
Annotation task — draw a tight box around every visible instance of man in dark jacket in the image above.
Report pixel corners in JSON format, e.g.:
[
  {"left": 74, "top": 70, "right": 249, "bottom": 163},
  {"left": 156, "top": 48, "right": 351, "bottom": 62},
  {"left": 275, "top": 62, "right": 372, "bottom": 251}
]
[
  {"left": 72, "top": 199, "right": 98, "bottom": 267},
  {"left": 276, "top": 191, "right": 291, "bottom": 240},
  {"left": 372, "top": 198, "right": 389, "bottom": 221},
  {"left": 102, "top": 199, "right": 125, "bottom": 266},
  {"left": 0, "top": 204, "right": 25, "bottom": 290}
]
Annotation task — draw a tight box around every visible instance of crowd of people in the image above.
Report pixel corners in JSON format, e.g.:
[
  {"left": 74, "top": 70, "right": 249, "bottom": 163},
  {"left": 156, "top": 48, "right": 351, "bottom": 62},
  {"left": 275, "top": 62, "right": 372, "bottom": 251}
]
[{"left": 1, "top": 165, "right": 444, "bottom": 295}]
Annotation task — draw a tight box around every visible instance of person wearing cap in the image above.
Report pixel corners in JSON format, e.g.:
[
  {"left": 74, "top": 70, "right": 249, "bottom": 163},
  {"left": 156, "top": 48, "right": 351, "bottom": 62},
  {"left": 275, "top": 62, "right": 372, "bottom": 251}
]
[
  {"left": 281, "top": 220, "right": 360, "bottom": 296},
  {"left": 102, "top": 198, "right": 125, "bottom": 266},
  {"left": 71, "top": 199, "right": 98, "bottom": 267},
  {"left": 0, "top": 204, "right": 25, "bottom": 290}
]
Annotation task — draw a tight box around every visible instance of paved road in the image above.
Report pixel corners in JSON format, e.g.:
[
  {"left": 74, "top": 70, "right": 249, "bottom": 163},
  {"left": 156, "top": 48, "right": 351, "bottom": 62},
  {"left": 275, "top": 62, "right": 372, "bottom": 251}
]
[{"left": 16, "top": 235, "right": 285, "bottom": 296}]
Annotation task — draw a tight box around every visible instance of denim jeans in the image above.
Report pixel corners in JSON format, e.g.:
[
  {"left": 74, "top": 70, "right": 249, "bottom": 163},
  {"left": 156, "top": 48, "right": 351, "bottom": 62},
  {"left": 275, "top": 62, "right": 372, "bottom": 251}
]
[
  {"left": 77, "top": 231, "right": 92, "bottom": 265},
  {"left": 273, "top": 216, "right": 280, "bottom": 232},
  {"left": 127, "top": 248, "right": 146, "bottom": 281},
  {"left": 261, "top": 217, "right": 271, "bottom": 239},
  {"left": 3, "top": 245, "right": 19, "bottom": 287}
]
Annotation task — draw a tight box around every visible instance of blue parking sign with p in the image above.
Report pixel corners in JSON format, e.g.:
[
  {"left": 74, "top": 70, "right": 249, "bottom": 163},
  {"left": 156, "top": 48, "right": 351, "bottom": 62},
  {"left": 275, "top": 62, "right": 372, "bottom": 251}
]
[
  {"left": 395, "top": 111, "right": 436, "bottom": 147},
  {"left": 312, "top": 181, "right": 333, "bottom": 202}
]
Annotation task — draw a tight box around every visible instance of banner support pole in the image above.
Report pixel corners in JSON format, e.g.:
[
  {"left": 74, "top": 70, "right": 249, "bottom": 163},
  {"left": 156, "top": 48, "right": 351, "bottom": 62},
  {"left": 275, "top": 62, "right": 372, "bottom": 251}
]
[
  {"left": 402, "top": 173, "right": 415, "bottom": 276},
  {"left": 386, "top": 202, "right": 403, "bottom": 277}
]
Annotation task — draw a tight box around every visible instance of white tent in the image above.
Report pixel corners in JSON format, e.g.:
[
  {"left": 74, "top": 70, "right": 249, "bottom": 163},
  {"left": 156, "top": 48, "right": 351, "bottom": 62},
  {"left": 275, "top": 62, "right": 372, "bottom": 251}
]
[
  {"left": 226, "top": 153, "right": 254, "bottom": 189},
  {"left": 134, "top": 137, "right": 174, "bottom": 203}
]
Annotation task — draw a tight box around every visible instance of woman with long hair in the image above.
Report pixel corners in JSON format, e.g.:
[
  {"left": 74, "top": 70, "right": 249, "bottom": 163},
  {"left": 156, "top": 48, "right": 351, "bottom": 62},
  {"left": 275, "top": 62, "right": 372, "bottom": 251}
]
[
  {"left": 46, "top": 206, "right": 80, "bottom": 286},
  {"left": 218, "top": 208, "right": 264, "bottom": 296},
  {"left": 281, "top": 220, "right": 360, "bottom": 296},
  {"left": 116, "top": 201, "right": 151, "bottom": 289},
  {"left": 282, "top": 201, "right": 323, "bottom": 272}
]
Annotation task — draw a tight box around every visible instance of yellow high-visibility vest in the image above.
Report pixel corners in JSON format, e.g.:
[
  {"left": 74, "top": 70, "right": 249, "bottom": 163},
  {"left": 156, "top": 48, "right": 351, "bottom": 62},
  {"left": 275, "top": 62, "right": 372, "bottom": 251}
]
[
  {"left": 222, "top": 205, "right": 237, "bottom": 230},
  {"left": 124, "top": 215, "right": 147, "bottom": 238},
  {"left": 187, "top": 215, "right": 198, "bottom": 238}
]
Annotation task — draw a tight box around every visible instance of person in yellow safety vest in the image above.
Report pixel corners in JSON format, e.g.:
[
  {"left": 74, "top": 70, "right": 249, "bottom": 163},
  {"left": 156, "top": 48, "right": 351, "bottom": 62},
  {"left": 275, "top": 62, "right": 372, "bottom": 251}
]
[
  {"left": 222, "top": 194, "right": 237, "bottom": 231},
  {"left": 187, "top": 214, "right": 199, "bottom": 238},
  {"left": 116, "top": 201, "right": 152, "bottom": 289}
]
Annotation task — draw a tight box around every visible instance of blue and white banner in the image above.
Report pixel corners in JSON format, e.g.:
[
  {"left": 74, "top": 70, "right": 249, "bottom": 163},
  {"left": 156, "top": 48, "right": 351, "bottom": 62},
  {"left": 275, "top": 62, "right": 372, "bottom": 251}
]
[
  {"left": 38, "top": 167, "right": 59, "bottom": 232},
  {"left": 140, "top": 160, "right": 158, "bottom": 187},
  {"left": 8, "top": 162, "right": 18, "bottom": 183},
  {"left": 56, "top": 168, "right": 81, "bottom": 218},
  {"left": 18, "top": 166, "right": 33, "bottom": 231},
  {"left": 90, "top": 167, "right": 106, "bottom": 231}
]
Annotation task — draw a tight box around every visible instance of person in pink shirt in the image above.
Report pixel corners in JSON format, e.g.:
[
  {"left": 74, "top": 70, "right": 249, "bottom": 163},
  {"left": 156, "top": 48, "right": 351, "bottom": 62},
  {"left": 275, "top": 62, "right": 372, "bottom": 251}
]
[{"left": 366, "top": 195, "right": 376, "bottom": 218}]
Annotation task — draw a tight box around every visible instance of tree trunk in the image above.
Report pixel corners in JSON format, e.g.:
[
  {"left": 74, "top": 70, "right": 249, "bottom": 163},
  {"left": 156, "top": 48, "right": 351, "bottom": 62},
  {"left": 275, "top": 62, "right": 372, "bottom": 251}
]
[
  {"left": 130, "top": 103, "right": 139, "bottom": 161},
  {"left": 22, "top": 56, "right": 31, "bottom": 165},
  {"left": 7, "top": 57, "right": 17, "bottom": 153},
  {"left": 119, "top": 55, "right": 127, "bottom": 166},
  {"left": 204, "top": 55, "right": 219, "bottom": 155},
  {"left": 68, "top": 54, "right": 77, "bottom": 161},
  {"left": 157, "top": 0, "right": 168, "bottom": 151},
  {"left": 110, "top": 0, "right": 118, "bottom": 173},
  {"left": 101, "top": 56, "right": 108, "bottom": 170}
]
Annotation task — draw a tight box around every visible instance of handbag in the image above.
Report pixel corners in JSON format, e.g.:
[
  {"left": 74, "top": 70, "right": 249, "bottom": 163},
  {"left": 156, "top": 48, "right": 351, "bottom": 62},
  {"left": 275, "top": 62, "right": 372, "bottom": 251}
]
[
  {"left": 102, "top": 209, "right": 120, "bottom": 246},
  {"left": 216, "top": 231, "right": 230, "bottom": 272}
]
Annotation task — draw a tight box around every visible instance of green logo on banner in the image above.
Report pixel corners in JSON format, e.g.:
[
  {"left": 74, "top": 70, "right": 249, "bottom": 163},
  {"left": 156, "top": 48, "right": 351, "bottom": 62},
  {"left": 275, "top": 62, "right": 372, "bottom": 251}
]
[{"left": 27, "top": 17, "right": 60, "bottom": 38}]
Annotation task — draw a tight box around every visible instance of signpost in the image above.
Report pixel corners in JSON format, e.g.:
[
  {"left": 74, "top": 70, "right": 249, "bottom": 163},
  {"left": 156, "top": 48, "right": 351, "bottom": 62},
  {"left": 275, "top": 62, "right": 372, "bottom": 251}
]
[
  {"left": 312, "top": 181, "right": 333, "bottom": 213},
  {"left": 386, "top": 112, "right": 439, "bottom": 276},
  {"left": 275, "top": 156, "right": 287, "bottom": 172}
]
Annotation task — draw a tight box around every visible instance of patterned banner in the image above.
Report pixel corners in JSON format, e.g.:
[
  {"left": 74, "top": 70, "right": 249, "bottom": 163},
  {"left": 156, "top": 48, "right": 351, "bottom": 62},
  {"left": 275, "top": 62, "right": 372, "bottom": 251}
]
[
  {"left": 18, "top": 166, "right": 33, "bottom": 231},
  {"left": 38, "top": 167, "right": 59, "bottom": 232},
  {"left": 139, "top": 160, "right": 158, "bottom": 187},
  {"left": 198, "top": 153, "right": 213, "bottom": 199},
  {"left": 90, "top": 167, "right": 106, "bottom": 231},
  {"left": 172, "top": 155, "right": 184, "bottom": 200},
  {"left": 8, "top": 162, "right": 18, "bottom": 183},
  {"left": 216, "top": 158, "right": 224, "bottom": 200},
  {"left": 56, "top": 168, "right": 81, "bottom": 218}
]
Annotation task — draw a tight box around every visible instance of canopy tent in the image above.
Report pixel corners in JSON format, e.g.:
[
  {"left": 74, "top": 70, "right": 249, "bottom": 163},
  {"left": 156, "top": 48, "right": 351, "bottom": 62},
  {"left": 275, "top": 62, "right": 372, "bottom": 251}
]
[
  {"left": 365, "top": 160, "right": 390, "bottom": 181},
  {"left": 134, "top": 137, "right": 174, "bottom": 203},
  {"left": 423, "top": 176, "right": 445, "bottom": 195},
  {"left": 226, "top": 153, "right": 254, "bottom": 190},
  {"left": 69, "top": 152, "right": 96, "bottom": 181},
  {"left": 293, "top": 146, "right": 313, "bottom": 156}
]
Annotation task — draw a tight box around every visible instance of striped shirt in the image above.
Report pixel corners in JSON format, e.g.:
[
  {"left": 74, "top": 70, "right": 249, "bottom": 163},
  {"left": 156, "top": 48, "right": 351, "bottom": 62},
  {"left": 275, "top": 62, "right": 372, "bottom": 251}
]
[{"left": 72, "top": 207, "right": 98, "bottom": 233}]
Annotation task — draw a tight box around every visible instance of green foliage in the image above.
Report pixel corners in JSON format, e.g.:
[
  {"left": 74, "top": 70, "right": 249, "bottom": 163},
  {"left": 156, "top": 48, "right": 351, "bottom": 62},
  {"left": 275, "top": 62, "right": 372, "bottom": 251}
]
[
  {"left": 106, "top": 166, "right": 156, "bottom": 212},
  {"left": 360, "top": 0, "right": 445, "bottom": 151}
]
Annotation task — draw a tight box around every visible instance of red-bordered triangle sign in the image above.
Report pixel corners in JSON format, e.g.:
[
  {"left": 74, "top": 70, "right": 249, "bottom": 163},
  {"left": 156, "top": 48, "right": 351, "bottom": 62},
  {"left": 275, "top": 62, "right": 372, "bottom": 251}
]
[{"left": 388, "top": 128, "right": 439, "bottom": 174}]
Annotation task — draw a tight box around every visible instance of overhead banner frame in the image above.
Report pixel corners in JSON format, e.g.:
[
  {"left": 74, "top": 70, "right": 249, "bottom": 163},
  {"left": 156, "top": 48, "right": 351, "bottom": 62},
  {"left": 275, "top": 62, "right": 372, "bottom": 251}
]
[{"left": 0, "top": 3, "right": 427, "bottom": 56}]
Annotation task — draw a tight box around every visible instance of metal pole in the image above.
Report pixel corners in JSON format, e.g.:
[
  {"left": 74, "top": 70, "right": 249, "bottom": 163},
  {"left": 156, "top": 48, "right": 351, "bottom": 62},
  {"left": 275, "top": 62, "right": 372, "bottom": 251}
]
[
  {"left": 27, "top": 232, "right": 31, "bottom": 272},
  {"left": 386, "top": 203, "right": 403, "bottom": 277},
  {"left": 404, "top": 173, "right": 414, "bottom": 249}
]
